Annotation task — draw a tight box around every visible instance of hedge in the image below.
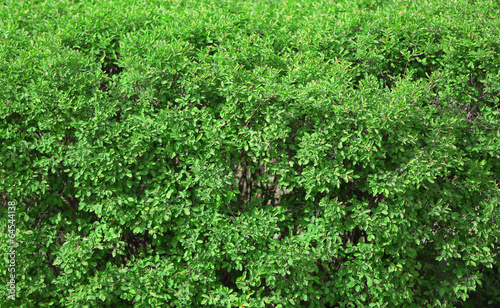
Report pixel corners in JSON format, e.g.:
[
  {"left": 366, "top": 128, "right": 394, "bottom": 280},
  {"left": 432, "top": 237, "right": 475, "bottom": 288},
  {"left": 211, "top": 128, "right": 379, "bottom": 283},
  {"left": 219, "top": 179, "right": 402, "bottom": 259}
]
[{"left": 1, "top": 0, "right": 499, "bottom": 307}]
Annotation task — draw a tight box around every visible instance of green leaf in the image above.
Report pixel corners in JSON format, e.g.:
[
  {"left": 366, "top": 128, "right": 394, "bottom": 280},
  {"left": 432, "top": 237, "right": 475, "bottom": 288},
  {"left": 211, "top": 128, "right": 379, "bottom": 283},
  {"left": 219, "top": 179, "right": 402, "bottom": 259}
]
[
  {"left": 166, "top": 189, "right": 174, "bottom": 199},
  {"left": 126, "top": 180, "right": 133, "bottom": 188},
  {"left": 438, "top": 288, "right": 445, "bottom": 297}
]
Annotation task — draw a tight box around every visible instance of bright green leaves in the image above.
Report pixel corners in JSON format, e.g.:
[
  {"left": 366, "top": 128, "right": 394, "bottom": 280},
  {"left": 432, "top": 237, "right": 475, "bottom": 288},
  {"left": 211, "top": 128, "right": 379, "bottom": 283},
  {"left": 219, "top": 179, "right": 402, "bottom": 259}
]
[{"left": 1, "top": 0, "right": 500, "bottom": 307}]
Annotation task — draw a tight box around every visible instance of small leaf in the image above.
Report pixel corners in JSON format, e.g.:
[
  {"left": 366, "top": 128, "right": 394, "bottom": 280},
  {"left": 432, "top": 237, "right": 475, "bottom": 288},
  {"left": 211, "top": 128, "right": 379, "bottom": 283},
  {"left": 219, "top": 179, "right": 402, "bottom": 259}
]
[
  {"left": 166, "top": 189, "right": 173, "bottom": 199},
  {"left": 438, "top": 287, "right": 445, "bottom": 297}
]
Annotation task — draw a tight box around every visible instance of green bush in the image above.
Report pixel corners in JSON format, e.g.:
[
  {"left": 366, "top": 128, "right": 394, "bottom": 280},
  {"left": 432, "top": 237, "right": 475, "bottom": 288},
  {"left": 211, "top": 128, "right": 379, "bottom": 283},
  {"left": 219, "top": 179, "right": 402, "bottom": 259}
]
[{"left": 1, "top": 0, "right": 499, "bottom": 307}]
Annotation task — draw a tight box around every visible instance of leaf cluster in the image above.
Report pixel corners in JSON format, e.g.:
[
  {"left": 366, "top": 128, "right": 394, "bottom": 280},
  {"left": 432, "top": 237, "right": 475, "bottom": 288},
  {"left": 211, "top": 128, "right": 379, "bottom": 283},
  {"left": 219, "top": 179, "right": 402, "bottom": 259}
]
[{"left": 1, "top": 0, "right": 499, "bottom": 307}]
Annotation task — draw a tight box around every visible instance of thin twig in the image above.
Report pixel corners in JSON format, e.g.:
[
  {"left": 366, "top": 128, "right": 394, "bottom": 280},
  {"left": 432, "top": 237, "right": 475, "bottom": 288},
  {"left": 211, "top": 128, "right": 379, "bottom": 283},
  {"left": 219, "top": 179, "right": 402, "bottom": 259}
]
[{"left": 239, "top": 96, "right": 273, "bottom": 139}]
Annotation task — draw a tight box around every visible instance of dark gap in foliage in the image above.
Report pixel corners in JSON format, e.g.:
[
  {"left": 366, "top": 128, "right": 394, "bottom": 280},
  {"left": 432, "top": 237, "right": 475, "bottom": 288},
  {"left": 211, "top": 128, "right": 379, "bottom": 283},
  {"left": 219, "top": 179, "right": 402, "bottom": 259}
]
[
  {"left": 118, "top": 227, "right": 155, "bottom": 266},
  {"left": 3, "top": 111, "right": 21, "bottom": 125},
  {"left": 237, "top": 55, "right": 256, "bottom": 71},
  {"left": 268, "top": 54, "right": 289, "bottom": 78},
  {"left": 234, "top": 154, "right": 258, "bottom": 210},
  {"left": 205, "top": 93, "right": 226, "bottom": 116},
  {"left": 62, "top": 36, "right": 124, "bottom": 80},
  {"left": 462, "top": 259, "right": 500, "bottom": 307},
  {"left": 351, "top": 59, "right": 366, "bottom": 90},
  {"left": 111, "top": 102, "right": 123, "bottom": 123},
  {"left": 100, "top": 52, "right": 124, "bottom": 78},
  {"left": 216, "top": 265, "right": 243, "bottom": 293},
  {"left": 98, "top": 80, "right": 112, "bottom": 92},
  {"left": 183, "top": 27, "right": 221, "bottom": 53},
  {"left": 342, "top": 226, "right": 366, "bottom": 248},
  {"left": 109, "top": 297, "right": 134, "bottom": 307},
  {"left": 99, "top": 38, "right": 125, "bottom": 79}
]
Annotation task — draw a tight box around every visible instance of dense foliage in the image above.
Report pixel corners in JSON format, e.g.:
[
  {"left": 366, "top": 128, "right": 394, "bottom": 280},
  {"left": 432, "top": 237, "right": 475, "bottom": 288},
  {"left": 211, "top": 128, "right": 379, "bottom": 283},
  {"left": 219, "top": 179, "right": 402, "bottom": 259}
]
[{"left": 1, "top": 0, "right": 499, "bottom": 307}]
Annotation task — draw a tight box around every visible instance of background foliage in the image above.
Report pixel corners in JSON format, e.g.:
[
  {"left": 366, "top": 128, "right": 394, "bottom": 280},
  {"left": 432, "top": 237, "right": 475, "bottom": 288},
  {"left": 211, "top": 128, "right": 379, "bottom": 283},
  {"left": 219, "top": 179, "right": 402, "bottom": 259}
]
[{"left": 1, "top": 0, "right": 499, "bottom": 307}]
